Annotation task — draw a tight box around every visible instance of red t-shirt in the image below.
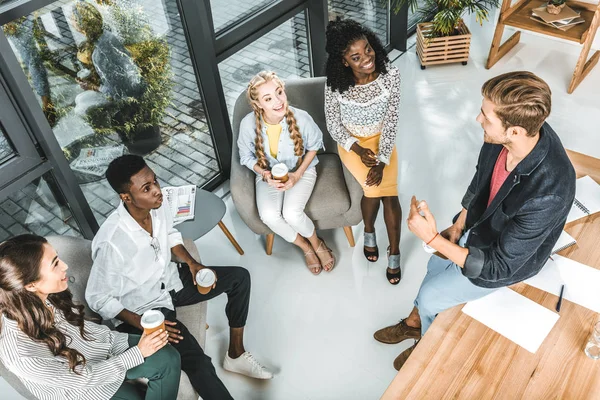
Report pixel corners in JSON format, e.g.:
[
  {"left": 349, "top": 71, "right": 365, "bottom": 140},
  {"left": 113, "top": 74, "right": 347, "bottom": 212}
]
[{"left": 488, "top": 147, "right": 511, "bottom": 206}]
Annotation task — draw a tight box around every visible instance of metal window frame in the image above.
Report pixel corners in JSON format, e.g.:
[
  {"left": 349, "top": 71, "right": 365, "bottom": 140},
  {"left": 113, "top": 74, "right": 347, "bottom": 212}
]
[{"left": 0, "top": 30, "right": 98, "bottom": 238}]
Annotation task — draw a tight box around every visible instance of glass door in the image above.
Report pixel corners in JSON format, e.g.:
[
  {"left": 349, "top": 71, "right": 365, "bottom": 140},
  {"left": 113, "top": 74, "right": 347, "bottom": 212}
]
[{"left": 0, "top": 76, "right": 42, "bottom": 187}]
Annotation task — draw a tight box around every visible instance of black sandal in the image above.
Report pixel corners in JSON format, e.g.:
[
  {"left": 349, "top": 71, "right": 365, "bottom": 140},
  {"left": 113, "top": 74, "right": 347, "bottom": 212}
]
[
  {"left": 387, "top": 246, "right": 401, "bottom": 285},
  {"left": 364, "top": 231, "right": 379, "bottom": 262}
]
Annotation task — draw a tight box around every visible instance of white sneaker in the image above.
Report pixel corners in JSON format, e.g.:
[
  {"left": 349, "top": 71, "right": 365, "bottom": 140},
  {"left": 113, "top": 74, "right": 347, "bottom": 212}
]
[{"left": 223, "top": 351, "right": 273, "bottom": 379}]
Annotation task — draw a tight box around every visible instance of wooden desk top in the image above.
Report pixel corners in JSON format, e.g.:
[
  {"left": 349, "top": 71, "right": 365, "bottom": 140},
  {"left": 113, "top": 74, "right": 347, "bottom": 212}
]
[{"left": 381, "top": 150, "right": 600, "bottom": 400}]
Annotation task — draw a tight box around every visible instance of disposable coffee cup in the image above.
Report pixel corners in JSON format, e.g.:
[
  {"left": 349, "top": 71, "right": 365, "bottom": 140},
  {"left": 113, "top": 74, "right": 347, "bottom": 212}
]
[
  {"left": 422, "top": 241, "right": 437, "bottom": 254},
  {"left": 196, "top": 269, "right": 216, "bottom": 295},
  {"left": 271, "top": 163, "right": 289, "bottom": 183},
  {"left": 141, "top": 310, "right": 165, "bottom": 336}
]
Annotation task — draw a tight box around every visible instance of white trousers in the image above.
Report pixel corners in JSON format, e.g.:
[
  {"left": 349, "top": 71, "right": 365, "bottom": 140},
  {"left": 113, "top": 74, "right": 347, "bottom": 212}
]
[{"left": 255, "top": 167, "right": 317, "bottom": 243}]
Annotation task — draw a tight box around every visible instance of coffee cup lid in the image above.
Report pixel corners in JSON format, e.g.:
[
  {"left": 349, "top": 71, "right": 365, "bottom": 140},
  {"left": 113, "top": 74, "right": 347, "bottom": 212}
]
[
  {"left": 271, "top": 163, "right": 288, "bottom": 176},
  {"left": 196, "top": 269, "right": 216, "bottom": 287},
  {"left": 141, "top": 310, "right": 164, "bottom": 328}
]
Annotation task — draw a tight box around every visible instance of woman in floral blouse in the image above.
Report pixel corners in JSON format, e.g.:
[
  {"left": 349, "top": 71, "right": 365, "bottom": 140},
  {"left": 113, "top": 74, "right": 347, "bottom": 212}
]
[{"left": 324, "top": 18, "right": 403, "bottom": 285}]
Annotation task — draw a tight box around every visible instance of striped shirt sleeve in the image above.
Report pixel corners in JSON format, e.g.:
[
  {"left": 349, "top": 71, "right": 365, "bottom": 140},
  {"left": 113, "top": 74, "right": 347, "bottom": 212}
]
[{"left": 7, "top": 346, "right": 144, "bottom": 388}]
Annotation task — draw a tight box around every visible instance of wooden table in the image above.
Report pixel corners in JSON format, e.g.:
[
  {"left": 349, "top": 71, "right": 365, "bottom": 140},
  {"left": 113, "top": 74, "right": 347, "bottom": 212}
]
[{"left": 381, "top": 150, "right": 600, "bottom": 399}]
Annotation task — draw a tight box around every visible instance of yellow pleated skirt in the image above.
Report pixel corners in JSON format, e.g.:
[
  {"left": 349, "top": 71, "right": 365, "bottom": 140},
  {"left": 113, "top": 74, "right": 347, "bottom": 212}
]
[{"left": 338, "top": 133, "right": 398, "bottom": 198}]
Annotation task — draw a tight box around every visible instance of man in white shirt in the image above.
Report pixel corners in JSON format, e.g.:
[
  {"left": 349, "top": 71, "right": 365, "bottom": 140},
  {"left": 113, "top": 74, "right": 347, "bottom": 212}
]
[{"left": 86, "top": 155, "right": 273, "bottom": 400}]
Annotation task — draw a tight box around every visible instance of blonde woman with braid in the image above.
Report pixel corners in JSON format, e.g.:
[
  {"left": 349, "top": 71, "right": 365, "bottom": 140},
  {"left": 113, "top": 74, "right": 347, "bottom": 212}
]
[{"left": 238, "top": 71, "right": 335, "bottom": 275}]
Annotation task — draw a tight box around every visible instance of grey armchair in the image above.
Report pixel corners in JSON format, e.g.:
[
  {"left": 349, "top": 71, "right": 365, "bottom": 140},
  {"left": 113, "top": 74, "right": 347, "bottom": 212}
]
[
  {"left": 231, "top": 76, "right": 363, "bottom": 254},
  {"left": 0, "top": 235, "right": 206, "bottom": 400}
]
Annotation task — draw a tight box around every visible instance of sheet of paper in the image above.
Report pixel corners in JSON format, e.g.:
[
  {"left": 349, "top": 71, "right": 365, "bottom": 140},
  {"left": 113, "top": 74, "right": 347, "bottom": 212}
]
[
  {"left": 462, "top": 287, "right": 559, "bottom": 353},
  {"left": 567, "top": 175, "right": 600, "bottom": 223},
  {"left": 551, "top": 230, "right": 577, "bottom": 254},
  {"left": 524, "top": 255, "right": 600, "bottom": 313}
]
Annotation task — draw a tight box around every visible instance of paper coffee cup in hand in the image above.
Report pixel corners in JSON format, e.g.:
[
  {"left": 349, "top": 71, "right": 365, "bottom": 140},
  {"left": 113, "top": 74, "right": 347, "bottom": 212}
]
[
  {"left": 141, "top": 310, "right": 165, "bottom": 336},
  {"left": 196, "top": 269, "right": 216, "bottom": 294},
  {"left": 271, "top": 163, "right": 289, "bottom": 183}
]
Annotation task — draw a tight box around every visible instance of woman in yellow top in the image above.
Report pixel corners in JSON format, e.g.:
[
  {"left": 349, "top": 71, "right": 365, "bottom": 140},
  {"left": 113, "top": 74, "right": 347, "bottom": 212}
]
[{"left": 238, "top": 71, "right": 335, "bottom": 275}]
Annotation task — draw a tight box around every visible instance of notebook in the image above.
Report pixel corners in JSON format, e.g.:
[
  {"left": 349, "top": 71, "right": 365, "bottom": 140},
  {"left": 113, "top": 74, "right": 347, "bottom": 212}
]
[
  {"left": 566, "top": 176, "right": 600, "bottom": 223},
  {"left": 551, "top": 230, "right": 577, "bottom": 255}
]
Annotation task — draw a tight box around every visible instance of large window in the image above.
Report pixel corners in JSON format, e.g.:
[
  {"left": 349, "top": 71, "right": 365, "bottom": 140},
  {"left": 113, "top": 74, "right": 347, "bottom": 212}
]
[
  {"left": 328, "top": 0, "right": 389, "bottom": 45},
  {"left": 210, "top": 0, "right": 278, "bottom": 33},
  {"left": 3, "top": 0, "right": 222, "bottom": 225},
  {"left": 0, "top": 125, "right": 15, "bottom": 165},
  {"left": 0, "top": 172, "right": 80, "bottom": 240},
  {"left": 219, "top": 11, "right": 311, "bottom": 116}
]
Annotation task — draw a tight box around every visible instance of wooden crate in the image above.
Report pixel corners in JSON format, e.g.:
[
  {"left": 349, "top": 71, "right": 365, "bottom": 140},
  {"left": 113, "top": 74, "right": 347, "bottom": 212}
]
[{"left": 416, "top": 19, "right": 471, "bottom": 69}]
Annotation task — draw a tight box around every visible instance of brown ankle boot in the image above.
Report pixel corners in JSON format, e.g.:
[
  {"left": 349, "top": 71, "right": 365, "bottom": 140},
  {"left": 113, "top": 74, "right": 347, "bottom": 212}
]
[{"left": 373, "top": 319, "right": 421, "bottom": 344}]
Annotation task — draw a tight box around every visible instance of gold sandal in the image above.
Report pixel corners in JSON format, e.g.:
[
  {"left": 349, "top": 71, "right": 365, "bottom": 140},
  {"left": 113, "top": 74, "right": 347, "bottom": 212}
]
[{"left": 316, "top": 238, "right": 336, "bottom": 272}]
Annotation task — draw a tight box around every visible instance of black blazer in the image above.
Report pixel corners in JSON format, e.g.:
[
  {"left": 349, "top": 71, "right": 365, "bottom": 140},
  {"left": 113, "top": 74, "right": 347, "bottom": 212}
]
[{"left": 460, "top": 122, "right": 576, "bottom": 288}]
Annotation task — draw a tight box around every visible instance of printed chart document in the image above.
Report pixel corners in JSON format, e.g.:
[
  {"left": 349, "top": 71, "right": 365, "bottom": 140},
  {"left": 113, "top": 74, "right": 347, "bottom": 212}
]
[
  {"left": 525, "top": 255, "right": 600, "bottom": 313},
  {"left": 551, "top": 231, "right": 577, "bottom": 255},
  {"left": 567, "top": 175, "right": 600, "bottom": 223},
  {"left": 462, "top": 287, "right": 559, "bottom": 353},
  {"left": 162, "top": 185, "right": 196, "bottom": 225}
]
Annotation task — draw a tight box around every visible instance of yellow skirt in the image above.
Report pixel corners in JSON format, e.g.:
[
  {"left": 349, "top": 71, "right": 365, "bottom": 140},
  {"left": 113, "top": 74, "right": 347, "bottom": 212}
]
[{"left": 338, "top": 133, "right": 398, "bottom": 198}]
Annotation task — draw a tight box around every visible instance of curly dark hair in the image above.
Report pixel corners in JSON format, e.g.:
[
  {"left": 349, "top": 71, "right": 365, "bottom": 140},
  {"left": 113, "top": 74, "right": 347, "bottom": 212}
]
[{"left": 325, "top": 18, "right": 389, "bottom": 94}]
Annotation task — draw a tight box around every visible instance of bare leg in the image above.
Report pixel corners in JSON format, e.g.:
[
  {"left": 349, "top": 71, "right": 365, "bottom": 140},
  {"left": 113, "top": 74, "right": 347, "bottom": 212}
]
[
  {"left": 362, "top": 196, "right": 381, "bottom": 260},
  {"left": 228, "top": 327, "right": 246, "bottom": 358},
  {"left": 383, "top": 196, "right": 402, "bottom": 283},
  {"left": 405, "top": 307, "right": 421, "bottom": 329}
]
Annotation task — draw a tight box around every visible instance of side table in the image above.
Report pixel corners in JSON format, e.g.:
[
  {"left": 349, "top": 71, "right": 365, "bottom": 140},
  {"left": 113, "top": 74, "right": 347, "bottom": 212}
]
[
  {"left": 486, "top": 0, "right": 600, "bottom": 93},
  {"left": 175, "top": 189, "right": 244, "bottom": 255}
]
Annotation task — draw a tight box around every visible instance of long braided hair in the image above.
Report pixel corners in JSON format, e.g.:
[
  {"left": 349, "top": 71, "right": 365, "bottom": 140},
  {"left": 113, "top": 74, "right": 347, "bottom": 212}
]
[{"left": 246, "top": 71, "right": 304, "bottom": 170}]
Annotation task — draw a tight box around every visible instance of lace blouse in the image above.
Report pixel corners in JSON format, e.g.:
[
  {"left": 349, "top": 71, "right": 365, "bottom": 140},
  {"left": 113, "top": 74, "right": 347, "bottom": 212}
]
[{"left": 325, "top": 65, "right": 401, "bottom": 165}]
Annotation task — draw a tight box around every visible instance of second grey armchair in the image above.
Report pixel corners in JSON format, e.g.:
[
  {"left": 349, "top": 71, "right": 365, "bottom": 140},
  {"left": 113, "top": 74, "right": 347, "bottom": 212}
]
[{"left": 230, "top": 77, "right": 363, "bottom": 254}]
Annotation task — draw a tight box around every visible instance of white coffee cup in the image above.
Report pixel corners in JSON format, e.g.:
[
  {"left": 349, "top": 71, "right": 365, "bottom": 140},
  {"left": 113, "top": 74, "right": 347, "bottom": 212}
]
[
  {"left": 196, "top": 269, "right": 216, "bottom": 295},
  {"left": 271, "top": 163, "right": 289, "bottom": 183},
  {"left": 422, "top": 241, "right": 437, "bottom": 254},
  {"left": 140, "top": 310, "right": 165, "bottom": 336}
]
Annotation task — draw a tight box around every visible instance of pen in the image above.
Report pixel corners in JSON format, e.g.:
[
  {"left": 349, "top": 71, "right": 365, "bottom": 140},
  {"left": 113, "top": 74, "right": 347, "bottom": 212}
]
[{"left": 556, "top": 284, "right": 565, "bottom": 312}]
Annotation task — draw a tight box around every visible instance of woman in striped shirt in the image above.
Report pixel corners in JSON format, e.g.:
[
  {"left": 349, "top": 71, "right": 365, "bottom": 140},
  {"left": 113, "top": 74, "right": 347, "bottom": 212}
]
[{"left": 0, "top": 234, "right": 180, "bottom": 400}]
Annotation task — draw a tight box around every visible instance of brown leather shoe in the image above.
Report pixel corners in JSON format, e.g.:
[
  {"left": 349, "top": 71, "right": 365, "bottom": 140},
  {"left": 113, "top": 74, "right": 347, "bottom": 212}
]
[
  {"left": 373, "top": 319, "right": 421, "bottom": 344},
  {"left": 393, "top": 340, "right": 418, "bottom": 371}
]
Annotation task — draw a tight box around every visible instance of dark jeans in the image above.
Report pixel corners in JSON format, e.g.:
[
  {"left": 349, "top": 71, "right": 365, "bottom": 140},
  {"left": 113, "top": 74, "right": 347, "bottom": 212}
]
[
  {"left": 172, "top": 264, "right": 251, "bottom": 328},
  {"left": 117, "top": 265, "right": 251, "bottom": 400}
]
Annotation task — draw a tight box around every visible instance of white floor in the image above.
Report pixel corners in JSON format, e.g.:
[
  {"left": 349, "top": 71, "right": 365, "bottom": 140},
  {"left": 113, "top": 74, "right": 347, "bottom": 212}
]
[{"left": 2, "top": 13, "right": 600, "bottom": 400}]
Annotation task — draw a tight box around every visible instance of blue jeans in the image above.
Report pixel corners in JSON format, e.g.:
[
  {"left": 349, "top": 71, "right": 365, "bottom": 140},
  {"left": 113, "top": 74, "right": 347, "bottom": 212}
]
[{"left": 414, "top": 232, "right": 497, "bottom": 336}]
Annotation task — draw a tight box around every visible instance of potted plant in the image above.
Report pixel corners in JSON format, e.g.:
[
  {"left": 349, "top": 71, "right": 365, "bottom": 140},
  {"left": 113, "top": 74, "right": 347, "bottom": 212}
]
[
  {"left": 76, "top": 0, "right": 173, "bottom": 155},
  {"left": 390, "top": 0, "right": 501, "bottom": 69}
]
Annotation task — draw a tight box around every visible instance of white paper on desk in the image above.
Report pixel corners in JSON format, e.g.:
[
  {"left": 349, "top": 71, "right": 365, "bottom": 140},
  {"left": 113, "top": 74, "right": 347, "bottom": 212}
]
[
  {"left": 524, "top": 255, "right": 600, "bottom": 313},
  {"left": 462, "top": 287, "right": 559, "bottom": 353},
  {"left": 566, "top": 175, "right": 600, "bottom": 223}
]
